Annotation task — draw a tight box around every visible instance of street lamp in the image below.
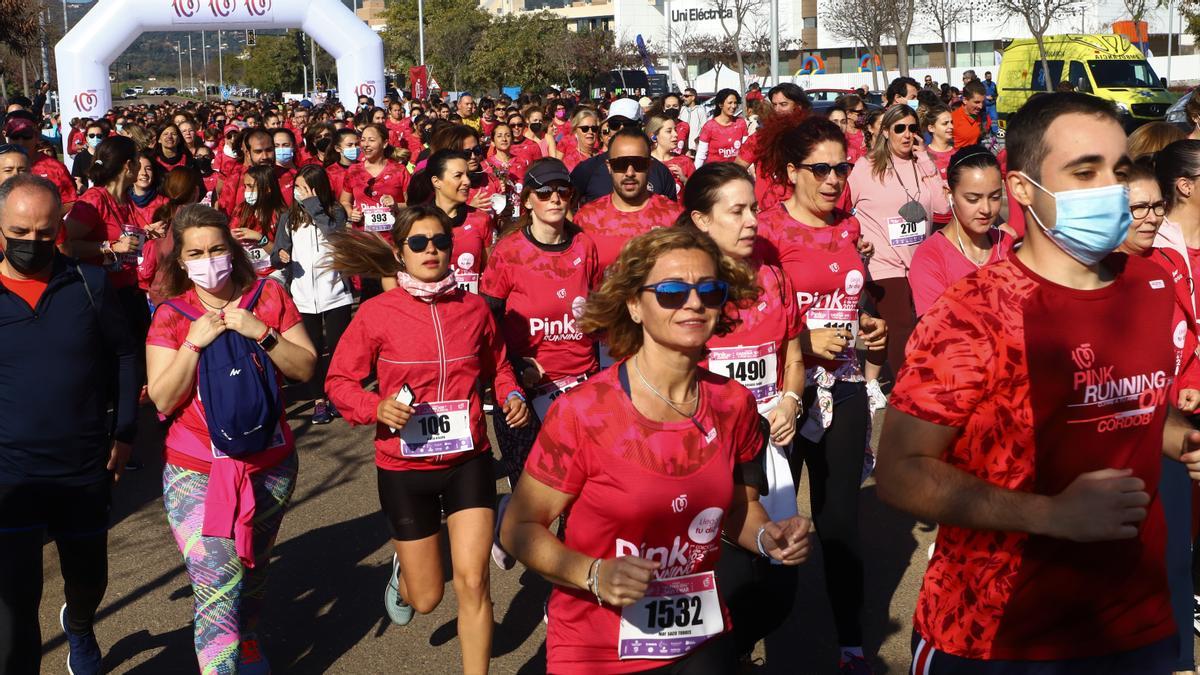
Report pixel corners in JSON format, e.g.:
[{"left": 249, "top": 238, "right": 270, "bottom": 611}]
[{"left": 177, "top": 41, "right": 184, "bottom": 92}]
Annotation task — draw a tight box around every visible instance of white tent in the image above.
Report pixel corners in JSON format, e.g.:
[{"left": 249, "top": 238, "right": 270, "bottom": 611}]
[{"left": 689, "top": 67, "right": 755, "bottom": 93}]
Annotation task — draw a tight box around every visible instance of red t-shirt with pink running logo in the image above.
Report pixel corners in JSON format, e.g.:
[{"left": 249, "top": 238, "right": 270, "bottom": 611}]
[
  {"left": 574, "top": 194, "right": 682, "bottom": 270},
  {"left": 341, "top": 160, "right": 410, "bottom": 214},
  {"left": 698, "top": 118, "right": 748, "bottom": 163},
  {"left": 703, "top": 261, "right": 802, "bottom": 404},
  {"left": 892, "top": 253, "right": 1176, "bottom": 661},
  {"left": 756, "top": 205, "right": 865, "bottom": 374},
  {"left": 525, "top": 365, "right": 763, "bottom": 673},
  {"left": 480, "top": 229, "right": 602, "bottom": 380}
]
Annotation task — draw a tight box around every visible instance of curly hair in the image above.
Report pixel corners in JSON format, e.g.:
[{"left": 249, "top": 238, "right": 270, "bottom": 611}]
[
  {"left": 579, "top": 227, "right": 760, "bottom": 359},
  {"left": 753, "top": 112, "right": 842, "bottom": 186}
]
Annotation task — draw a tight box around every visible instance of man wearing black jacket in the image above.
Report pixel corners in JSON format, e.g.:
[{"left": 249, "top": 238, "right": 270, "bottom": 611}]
[{"left": 0, "top": 175, "right": 138, "bottom": 675}]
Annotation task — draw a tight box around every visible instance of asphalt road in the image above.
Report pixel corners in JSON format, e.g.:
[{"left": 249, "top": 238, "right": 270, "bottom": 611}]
[{"left": 33, "top": 398, "right": 935, "bottom": 674}]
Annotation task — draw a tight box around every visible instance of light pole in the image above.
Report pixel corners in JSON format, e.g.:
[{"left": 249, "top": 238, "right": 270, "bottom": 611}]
[
  {"left": 418, "top": 0, "right": 425, "bottom": 65},
  {"left": 188, "top": 35, "right": 195, "bottom": 92},
  {"left": 178, "top": 41, "right": 184, "bottom": 92},
  {"left": 218, "top": 29, "right": 225, "bottom": 95},
  {"left": 202, "top": 30, "right": 209, "bottom": 98},
  {"left": 769, "top": 0, "right": 779, "bottom": 86},
  {"left": 62, "top": 0, "right": 69, "bottom": 32}
]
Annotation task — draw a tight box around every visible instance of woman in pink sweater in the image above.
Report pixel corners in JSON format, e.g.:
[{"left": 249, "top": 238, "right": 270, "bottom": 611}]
[{"left": 847, "top": 104, "right": 949, "bottom": 381}]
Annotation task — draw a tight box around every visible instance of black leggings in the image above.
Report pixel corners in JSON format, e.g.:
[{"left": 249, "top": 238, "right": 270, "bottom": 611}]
[
  {"left": 716, "top": 540, "right": 799, "bottom": 657},
  {"left": 0, "top": 479, "right": 111, "bottom": 675},
  {"left": 636, "top": 633, "right": 737, "bottom": 674},
  {"left": 300, "top": 305, "right": 353, "bottom": 400},
  {"left": 791, "top": 380, "right": 868, "bottom": 647}
]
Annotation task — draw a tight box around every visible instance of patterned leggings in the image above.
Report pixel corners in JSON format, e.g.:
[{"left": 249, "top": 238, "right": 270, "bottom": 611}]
[{"left": 162, "top": 454, "right": 298, "bottom": 675}]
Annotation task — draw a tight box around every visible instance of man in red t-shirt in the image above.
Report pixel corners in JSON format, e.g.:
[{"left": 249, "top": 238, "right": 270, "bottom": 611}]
[
  {"left": 878, "top": 92, "right": 1200, "bottom": 671},
  {"left": 573, "top": 127, "right": 682, "bottom": 270},
  {"left": 217, "top": 128, "right": 295, "bottom": 217},
  {"left": 6, "top": 116, "right": 75, "bottom": 216}
]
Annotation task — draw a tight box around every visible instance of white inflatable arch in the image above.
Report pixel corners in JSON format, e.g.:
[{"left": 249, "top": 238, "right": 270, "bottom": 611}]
[{"left": 55, "top": 0, "right": 384, "bottom": 156}]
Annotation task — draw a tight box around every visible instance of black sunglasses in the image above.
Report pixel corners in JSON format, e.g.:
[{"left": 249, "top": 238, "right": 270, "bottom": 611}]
[
  {"left": 639, "top": 279, "right": 729, "bottom": 310},
  {"left": 0, "top": 143, "right": 27, "bottom": 156},
  {"left": 892, "top": 123, "right": 920, "bottom": 134},
  {"left": 365, "top": 177, "right": 377, "bottom": 197},
  {"left": 87, "top": 133, "right": 105, "bottom": 139},
  {"left": 531, "top": 185, "right": 572, "bottom": 200},
  {"left": 795, "top": 162, "right": 854, "bottom": 180},
  {"left": 463, "top": 145, "right": 485, "bottom": 157},
  {"left": 576, "top": 125, "right": 600, "bottom": 134},
  {"left": 607, "top": 118, "right": 642, "bottom": 132},
  {"left": 9, "top": 133, "right": 34, "bottom": 142},
  {"left": 610, "top": 156, "right": 650, "bottom": 173},
  {"left": 404, "top": 233, "right": 453, "bottom": 252},
  {"left": 510, "top": 122, "right": 526, "bottom": 128}
]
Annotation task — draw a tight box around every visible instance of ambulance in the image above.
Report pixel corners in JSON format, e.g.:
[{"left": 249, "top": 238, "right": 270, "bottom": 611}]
[{"left": 996, "top": 34, "right": 1174, "bottom": 129}]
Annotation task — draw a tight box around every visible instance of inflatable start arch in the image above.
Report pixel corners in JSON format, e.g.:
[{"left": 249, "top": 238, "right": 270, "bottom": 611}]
[{"left": 55, "top": 0, "right": 384, "bottom": 156}]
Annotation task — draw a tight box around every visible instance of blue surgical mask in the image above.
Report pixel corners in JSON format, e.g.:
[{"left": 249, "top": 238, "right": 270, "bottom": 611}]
[
  {"left": 87, "top": 136, "right": 102, "bottom": 149},
  {"left": 1019, "top": 172, "right": 1131, "bottom": 266},
  {"left": 905, "top": 98, "right": 919, "bottom": 111},
  {"left": 275, "top": 147, "right": 294, "bottom": 164},
  {"left": 342, "top": 146, "right": 360, "bottom": 162},
  {"left": 115, "top": 124, "right": 124, "bottom": 133},
  {"left": 244, "top": 189, "right": 259, "bottom": 206}
]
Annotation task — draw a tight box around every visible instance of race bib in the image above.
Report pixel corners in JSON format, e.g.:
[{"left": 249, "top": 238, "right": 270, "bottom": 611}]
[
  {"left": 806, "top": 307, "right": 858, "bottom": 360},
  {"left": 706, "top": 343, "right": 778, "bottom": 402},
  {"left": 363, "top": 204, "right": 395, "bottom": 232},
  {"left": 532, "top": 374, "right": 587, "bottom": 421},
  {"left": 887, "top": 216, "right": 926, "bottom": 247},
  {"left": 618, "top": 571, "right": 724, "bottom": 660},
  {"left": 212, "top": 423, "right": 286, "bottom": 459},
  {"left": 454, "top": 270, "right": 480, "bottom": 294},
  {"left": 119, "top": 224, "right": 146, "bottom": 269},
  {"left": 398, "top": 400, "right": 474, "bottom": 457},
  {"left": 244, "top": 244, "right": 271, "bottom": 271}
]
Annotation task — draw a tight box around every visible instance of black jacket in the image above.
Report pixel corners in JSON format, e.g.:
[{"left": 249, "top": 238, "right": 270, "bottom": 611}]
[{"left": 0, "top": 256, "right": 138, "bottom": 485}]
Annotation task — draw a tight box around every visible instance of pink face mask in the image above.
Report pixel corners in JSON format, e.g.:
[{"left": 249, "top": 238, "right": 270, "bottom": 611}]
[
  {"left": 555, "top": 109, "right": 566, "bottom": 120},
  {"left": 184, "top": 253, "right": 233, "bottom": 291}
]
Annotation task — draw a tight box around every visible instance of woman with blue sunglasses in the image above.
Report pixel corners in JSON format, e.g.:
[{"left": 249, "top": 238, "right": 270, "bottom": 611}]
[{"left": 501, "top": 226, "right": 813, "bottom": 674}]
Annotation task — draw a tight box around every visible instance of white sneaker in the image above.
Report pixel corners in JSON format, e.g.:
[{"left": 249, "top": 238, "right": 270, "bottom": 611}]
[
  {"left": 491, "top": 494, "right": 516, "bottom": 570},
  {"left": 1193, "top": 594, "right": 1200, "bottom": 635}
]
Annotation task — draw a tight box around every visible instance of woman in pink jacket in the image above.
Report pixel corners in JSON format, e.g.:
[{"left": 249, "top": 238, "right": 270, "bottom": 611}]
[{"left": 325, "top": 205, "right": 530, "bottom": 675}]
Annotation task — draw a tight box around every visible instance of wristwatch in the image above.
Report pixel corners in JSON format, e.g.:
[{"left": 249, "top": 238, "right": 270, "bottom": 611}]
[
  {"left": 257, "top": 328, "right": 279, "bottom": 352},
  {"left": 783, "top": 391, "right": 805, "bottom": 418}
]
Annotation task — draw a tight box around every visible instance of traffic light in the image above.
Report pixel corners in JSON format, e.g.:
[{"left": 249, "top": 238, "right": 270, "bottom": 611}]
[{"left": 247, "top": 29, "right": 256, "bottom": 46}]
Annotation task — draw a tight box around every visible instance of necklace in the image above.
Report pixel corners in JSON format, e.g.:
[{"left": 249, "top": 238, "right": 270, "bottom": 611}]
[
  {"left": 631, "top": 355, "right": 697, "bottom": 419},
  {"left": 197, "top": 288, "right": 237, "bottom": 312},
  {"left": 889, "top": 154, "right": 922, "bottom": 203},
  {"left": 953, "top": 225, "right": 989, "bottom": 267}
]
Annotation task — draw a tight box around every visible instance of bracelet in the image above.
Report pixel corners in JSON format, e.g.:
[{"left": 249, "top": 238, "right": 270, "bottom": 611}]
[
  {"left": 257, "top": 235, "right": 269, "bottom": 247},
  {"left": 181, "top": 340, "right": 201, "bottom": 353},
  {"left": 254, "top": 326, "right": 271, "bottom": 343},
  {"left": 586, "top": 557, "right": 603, "bottom": 605},
  {"left": 755, "top": 524, "right": 769, "bottom": 558}
]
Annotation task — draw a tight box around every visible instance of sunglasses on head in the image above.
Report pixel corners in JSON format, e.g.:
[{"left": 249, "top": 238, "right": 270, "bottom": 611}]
[
  {"left": 795, "top": 162, "right": 854, "bottom": 180},
  {"left": 404, "top": 233, "right": 453, "bottom": 252},
  {"left": 892, "top": 123, "right": 920, "bottom": 134},
  {"left": 640, "top": 279, "right": 729, "bottom": 310},
  {"left": 531, "top": 184, "right": 572, "bottom": 201},
  {"left": 0, "top": 143, "right": 26, "bottom": 156},
  {"left": 610, "top": 156, "right": 650, "bottom": 173},
  {"left": 576, "top": 125, "right": 599, "bottom": 134},
  {"left": 9, "top": 133, "right": 34, "bottom": 141}
]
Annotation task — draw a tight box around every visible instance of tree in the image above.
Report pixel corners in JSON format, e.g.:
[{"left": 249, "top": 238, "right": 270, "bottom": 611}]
[
  {"left": 822, "top": 0, "right": 892, "bottom": 91},
  {"left": 708, "top": 0, "right": 768, "bottom": 93},
  {"left": 919, "top": 0, "right": 969, "bottom": 84},
  {"left": 242, "top": 35, "right": 303, "bottom": 95},
  {"left": 0, "top": 0, "right": 40, "bottom": 52},
  {"left": 677, "top": 34, "right": 738, "bottom": 90},
  {"left": 468, "top": 12, "right": 563, "bottom": 93},
  {"left": 995, "top": 0, "right": 1081, "bottom": 91},
  {"left": 382, "top": 0, "right": 490, "bottom": 85},
  {"left": 886, "top": 0, "right": 918, "bottom": 76}
]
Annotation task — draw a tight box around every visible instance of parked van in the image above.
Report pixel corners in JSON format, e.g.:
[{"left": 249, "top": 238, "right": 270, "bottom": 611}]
[{"left": 997, "top": 34, "right": 1174, "bottom": 129}]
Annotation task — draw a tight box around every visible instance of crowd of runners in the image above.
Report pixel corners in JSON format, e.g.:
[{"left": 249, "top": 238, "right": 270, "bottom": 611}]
[{"left": 3, "top": 70, "right": 1200, "bottom": 675}]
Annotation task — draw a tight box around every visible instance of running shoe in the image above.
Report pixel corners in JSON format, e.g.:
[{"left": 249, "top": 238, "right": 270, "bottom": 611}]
[
  {"left": 384, "top": 553, "right": 414, "bottom": 626},
  {"left": 1193, "top": 594, "right": 1200, "bottom": 635},
  {"left": 327, "top": 399, "right": 341, "bottom": 418},
  {"left": 238, "top": 635, "right": 270, "bottom": 675},
  {"left": 838, "top": 654, "right": 874, "bottom": 674},
  {"left": 312, "top": 400, "right": 334, "bottom": 425},
  {"left": 491, "top": 494, "right": 516, "bottom": 570},
  {"left": 59, "top": 604, "right": 102, "bottom": 675}
]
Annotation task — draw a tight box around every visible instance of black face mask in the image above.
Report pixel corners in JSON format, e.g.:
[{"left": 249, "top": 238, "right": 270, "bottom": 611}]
[
  {"left": 3, "top": 237, "right": 56, "bottom": 275},
  {"left": 195, "top": 156, "right": 214, "bottom": 176},
  {"left": 663, "top": 108, "right": 680, "bottom": 120},
  {"left": 528, "top": 122, "right": 545, "bottom": 134},
  {"left": 314, "top": 136, "right": 333, "bottom": 154}
]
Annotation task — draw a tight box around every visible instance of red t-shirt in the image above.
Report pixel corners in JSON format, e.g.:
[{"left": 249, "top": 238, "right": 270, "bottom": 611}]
[
  {"left": 448, "top": 206, "right": 493, "bottom": 293},
  {"left": 525, "top": 365, "right": 763, "bottom": 673},
  {"left": 385, "top": 118, "right": 407, "bottom": 148},
  {"left": 736, "top": 134, "right": 790, "bottom": 212},
  {"left": 68, "top": 187, "right": 148, "bottom": 289},
  {"left": 341, "top": 160, "right": 410, "bottom": 214},
  {"left": 675, "top": 120, "right": 691, "bottom": 154},
  {"left": 216, "top": 164, "right": 296, "bottom": 218},
  {"left": 574, "top": 194, "right": 682, "bottom": 270},
  {"left": 0, "top": 273, "right": 48, "bottom": 309},
  {"left": 508, "top": 137, "right": 544, "bottom": 167},
  {"left": 909, "top": 228, "right": 1013, "bottom": 316},
  {"left": 484, "top": 154, "right": 530, "bottom": 186},
  {"left": 663, "top": 154, "right": 696, "bottom": 200},
  {"left": 703, "top": 261, "right": 801, "bottom": 405},
  {"left": 698, "top": 118, "right": 748, "bottom": 163},
  {"left": 147, "top": 280, "right": 303, "bottom": 473},
  {"left": 926, "top": 146, "right": 954, "bottom": 181},
  {"left": 480, "top": 229, "right": 602, "bottom": 381},
  {"left": 32, "top": 155, "right": 76, "bottom": 207},
  {"left": 892, "top": 253, "right": 1176, "bottom": 660},
  {"left": 326, "top": 162, "right": 350, "bottom": 199},
  {"left": 756, "top": 204, "right": 864, "bottom": 374}
]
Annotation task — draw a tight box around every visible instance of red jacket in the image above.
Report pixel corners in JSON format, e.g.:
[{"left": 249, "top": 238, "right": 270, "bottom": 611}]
[{"left": 327, "top": 286, "right": 522, "bottom": 471}]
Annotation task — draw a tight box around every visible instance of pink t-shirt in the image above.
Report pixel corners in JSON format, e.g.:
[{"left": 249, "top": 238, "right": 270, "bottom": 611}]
[
  {"left": 698, "top": 118, "right": 749, "bottom": 163},
  {"left": 573, "top": 194, "right": 682, "bottom": 270},
  {"left": 847, "top": 154, "right": 949, "bottom": 281},
  {"left": 909, "top": 228, "right": 1014, "bottom": 316}
]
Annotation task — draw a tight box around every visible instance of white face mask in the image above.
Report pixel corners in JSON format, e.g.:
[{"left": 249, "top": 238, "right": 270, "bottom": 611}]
[
  {"left": 244, "top": 190, "right": 259, "bottom": 206},
  {"left": 223, "top": 144, "right": 237, "bottom": 158}
]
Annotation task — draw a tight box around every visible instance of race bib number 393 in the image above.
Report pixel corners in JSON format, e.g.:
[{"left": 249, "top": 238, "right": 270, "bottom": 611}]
[
  {"left": 398, "top": 400, "right": 474, "bottom": 457},
  {"left": 618, "top": 571, "right": 723, "bottom": 660},
  {"left": 363, "top": 204, "right": 395, "bottom": 232}
]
